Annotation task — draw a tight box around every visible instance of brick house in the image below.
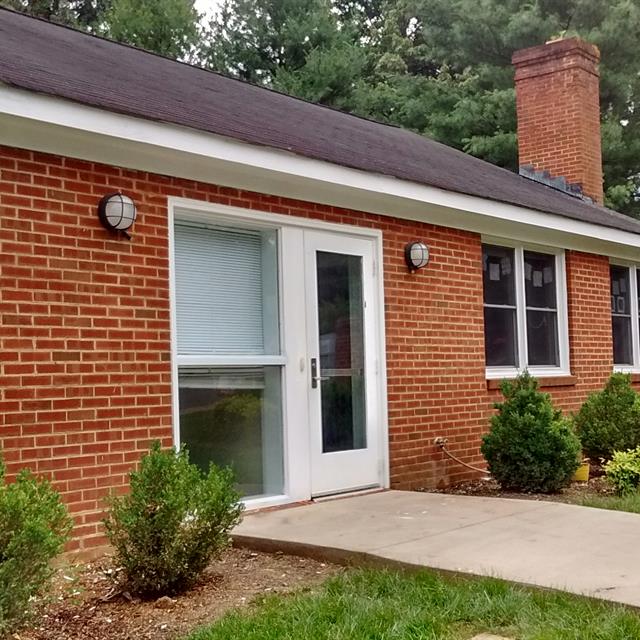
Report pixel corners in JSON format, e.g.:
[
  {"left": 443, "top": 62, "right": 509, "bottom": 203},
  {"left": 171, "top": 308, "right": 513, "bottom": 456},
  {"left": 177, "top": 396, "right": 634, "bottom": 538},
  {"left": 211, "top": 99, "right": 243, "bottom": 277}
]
[{"left": 1, "top": 10, "right": 639, "bottom": 550}]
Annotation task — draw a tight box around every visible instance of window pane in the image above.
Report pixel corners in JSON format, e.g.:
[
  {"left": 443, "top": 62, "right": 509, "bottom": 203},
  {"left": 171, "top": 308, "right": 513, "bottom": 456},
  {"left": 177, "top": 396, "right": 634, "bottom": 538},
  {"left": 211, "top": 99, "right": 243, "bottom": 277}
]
[
  {"left": 482, "top": 245, "right": 516, "bottom": 306},
  {"left": 178, "top": 367, "right": 284, "bottom": 499},
  {"left": 316, "top": 251, "right": 366, "bottom": 453},
  {"left": 484, "top": 307, "right": 518, "bottom": 367},
  {"left": 611, "top": 266, "right": 632, "bottom": 366},
  {"left": 175, "top": 224, "right": 279, "bottom": 355},
  {"left": 526, "top": 310, "right": 559, "bottom": 366},
  {"left": 524, "top": 251, "right": 556, "bottom": 309},
  {"left": 611, "top": 266, "right": 630, "bottom": 316},
  {"left": 613, "top": 316, "right": 633, "bottom": 365}
]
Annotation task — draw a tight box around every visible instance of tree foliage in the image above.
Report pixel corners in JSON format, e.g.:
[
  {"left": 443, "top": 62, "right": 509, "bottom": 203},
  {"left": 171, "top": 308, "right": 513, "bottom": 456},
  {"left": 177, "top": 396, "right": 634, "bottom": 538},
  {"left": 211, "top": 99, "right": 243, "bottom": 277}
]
[
  {"left": 104, "top": 0, "right": 201, "bottom": 60},
  {"left": 203, "top": 0, "right": 367, "bottom": 108},
  {"left": 0, "top": 0, "right": 200, "bottom": 57},
  {"left": 1, "top": 0, "right": 79, "bottom": 24}
]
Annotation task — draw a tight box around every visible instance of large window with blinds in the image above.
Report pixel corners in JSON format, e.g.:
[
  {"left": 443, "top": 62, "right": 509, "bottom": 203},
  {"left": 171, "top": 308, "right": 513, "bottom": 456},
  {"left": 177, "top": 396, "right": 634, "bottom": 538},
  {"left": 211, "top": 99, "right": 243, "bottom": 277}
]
[
  {"left": 174, "top": 221, "right": 284, "bottom": 499},
  {"left": 482, "top": 241, "right": 569, "bottom": 377}
]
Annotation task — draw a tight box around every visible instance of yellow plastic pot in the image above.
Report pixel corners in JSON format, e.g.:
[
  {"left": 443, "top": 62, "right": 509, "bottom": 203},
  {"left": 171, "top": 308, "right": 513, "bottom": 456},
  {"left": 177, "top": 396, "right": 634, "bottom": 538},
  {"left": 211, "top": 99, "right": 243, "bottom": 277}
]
[{"left": 572, "top": 461, "right": 590, "bottom": 483}]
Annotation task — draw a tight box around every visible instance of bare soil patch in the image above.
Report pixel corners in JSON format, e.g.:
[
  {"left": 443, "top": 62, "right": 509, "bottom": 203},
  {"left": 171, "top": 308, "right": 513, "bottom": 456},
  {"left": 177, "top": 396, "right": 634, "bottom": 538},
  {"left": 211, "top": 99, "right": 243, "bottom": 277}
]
[{"left": 16, "top": 547, "right": 339, "bottom": 640}]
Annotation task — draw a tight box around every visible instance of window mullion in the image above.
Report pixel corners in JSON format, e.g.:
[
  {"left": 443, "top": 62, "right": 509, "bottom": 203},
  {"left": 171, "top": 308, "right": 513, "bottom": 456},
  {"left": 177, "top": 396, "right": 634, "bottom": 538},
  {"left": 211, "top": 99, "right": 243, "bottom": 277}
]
[{"left": 515, "top": 246, "right": 528, "bottom": 370}]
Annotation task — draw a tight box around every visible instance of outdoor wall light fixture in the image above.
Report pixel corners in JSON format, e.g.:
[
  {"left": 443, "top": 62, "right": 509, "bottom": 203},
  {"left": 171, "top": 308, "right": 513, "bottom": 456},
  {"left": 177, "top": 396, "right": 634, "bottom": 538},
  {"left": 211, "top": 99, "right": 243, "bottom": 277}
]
[
  {"left": 404, "top": 241, "right": 430, "bottom": 273},
  {"left": 97, "top": 192, "right": 137, "bottom": 239}
]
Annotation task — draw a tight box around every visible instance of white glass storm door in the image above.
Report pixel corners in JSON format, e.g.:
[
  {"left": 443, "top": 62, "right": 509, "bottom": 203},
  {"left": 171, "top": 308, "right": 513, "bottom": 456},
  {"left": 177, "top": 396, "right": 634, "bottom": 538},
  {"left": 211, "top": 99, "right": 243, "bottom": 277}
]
[{"left": 304, "top": 230, "right": 380, "bottom": 496}]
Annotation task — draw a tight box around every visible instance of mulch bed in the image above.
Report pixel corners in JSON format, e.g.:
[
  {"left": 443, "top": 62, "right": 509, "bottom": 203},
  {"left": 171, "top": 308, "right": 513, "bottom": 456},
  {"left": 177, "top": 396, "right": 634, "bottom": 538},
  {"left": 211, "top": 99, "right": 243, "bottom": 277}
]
[
  {"left": 425, "top": 466, "right": 616, "bottom": 504},
  {"left": 15, "top": 548, "right": 340, "bottom": 640}
]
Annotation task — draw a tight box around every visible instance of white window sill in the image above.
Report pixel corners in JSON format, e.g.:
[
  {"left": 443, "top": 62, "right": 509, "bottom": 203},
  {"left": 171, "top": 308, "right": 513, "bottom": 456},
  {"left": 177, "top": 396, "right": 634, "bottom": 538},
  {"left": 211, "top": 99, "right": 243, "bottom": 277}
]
[
  {"left": 486, "top": 367, "right": 572, "bottom": 380},
  {"left": 486, "top": 368, "right": 576, "bottom": 389},
  {"left": 613, "top": 366, "right": 640, "bottom": 374}
]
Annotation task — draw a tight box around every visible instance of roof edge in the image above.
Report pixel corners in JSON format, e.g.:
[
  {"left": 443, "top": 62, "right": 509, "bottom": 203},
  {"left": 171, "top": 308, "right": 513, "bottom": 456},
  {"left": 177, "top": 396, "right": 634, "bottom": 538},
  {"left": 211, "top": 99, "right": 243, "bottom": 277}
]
[
  {"left": 2, "top": 86, "right": 640, "bottom": 259},
  {"left": 0, "top": 7, "right": 409, "bottom": 134}
]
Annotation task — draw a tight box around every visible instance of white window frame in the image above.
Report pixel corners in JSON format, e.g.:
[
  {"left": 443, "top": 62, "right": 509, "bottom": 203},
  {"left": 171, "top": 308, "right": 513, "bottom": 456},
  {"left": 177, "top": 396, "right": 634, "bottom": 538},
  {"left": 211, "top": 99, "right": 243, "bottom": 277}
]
[
  {"left": 483, "top": 237, "right": 570, "bottom": 380},
  {"left": 172, "top": 214, "right": 288, "bottom": 509},
  {"left": 610, "top": 260, "right": 640, "bottom": 372}
]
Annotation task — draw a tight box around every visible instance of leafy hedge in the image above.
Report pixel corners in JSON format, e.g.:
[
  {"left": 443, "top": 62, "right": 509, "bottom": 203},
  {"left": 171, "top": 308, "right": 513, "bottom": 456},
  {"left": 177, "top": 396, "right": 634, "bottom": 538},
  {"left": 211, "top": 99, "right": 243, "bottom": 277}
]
[
  {"left": 481, "top": 372, "right": 580, "bottom": 493},
  {"left": 604, "top": 447, "right": 640, "bottom": 495},
  {"left": 0, "top": 457, "right": 72, "bottom": 634},
  {"left": 574, "top": 373, "right": 640, "bottom": 460},
  {"left": 104, "top": 442, "right": 244, "bottom": 597}
]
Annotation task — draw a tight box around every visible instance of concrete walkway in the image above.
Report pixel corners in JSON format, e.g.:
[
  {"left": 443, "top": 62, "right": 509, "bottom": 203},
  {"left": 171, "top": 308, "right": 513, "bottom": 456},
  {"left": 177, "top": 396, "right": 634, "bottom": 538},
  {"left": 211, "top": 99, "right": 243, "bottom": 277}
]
[{"left": 234, "top": 490, "right": 640, "bottom": 607}]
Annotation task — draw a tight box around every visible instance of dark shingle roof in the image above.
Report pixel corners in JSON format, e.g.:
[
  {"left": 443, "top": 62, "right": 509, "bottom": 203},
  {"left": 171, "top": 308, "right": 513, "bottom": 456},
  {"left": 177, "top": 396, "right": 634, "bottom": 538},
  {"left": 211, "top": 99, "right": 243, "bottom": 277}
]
[{"left": 1, "top": 8, "right": 640, "bottom": 235}]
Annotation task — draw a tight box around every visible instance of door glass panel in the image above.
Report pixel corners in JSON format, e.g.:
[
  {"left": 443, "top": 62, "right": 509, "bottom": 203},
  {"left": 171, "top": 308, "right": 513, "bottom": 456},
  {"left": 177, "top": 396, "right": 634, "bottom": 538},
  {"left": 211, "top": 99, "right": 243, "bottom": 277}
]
[{"left": 316, "top": 251, "right": 366, "bottom": 453}]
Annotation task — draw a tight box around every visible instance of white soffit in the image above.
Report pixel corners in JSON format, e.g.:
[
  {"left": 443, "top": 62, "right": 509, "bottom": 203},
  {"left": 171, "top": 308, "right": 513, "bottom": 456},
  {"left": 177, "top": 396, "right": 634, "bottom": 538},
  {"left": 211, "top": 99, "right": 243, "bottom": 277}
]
[{"left": 1, "top": 85, "right": 640, "bottom": 260}]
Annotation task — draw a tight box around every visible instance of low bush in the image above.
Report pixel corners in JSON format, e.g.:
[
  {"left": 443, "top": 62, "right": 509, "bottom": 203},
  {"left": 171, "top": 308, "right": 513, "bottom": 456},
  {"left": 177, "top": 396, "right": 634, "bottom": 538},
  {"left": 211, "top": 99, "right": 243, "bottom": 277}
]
[
  {"left": 0, "top": 457, "right": 72, "bottom": 635},
  {"left": 574, "top": 373, "right": 640, "bottom": 460},
  {"left": 103, "top": 442, "right": 244, "bottom": 597},
  {"left": 603, "top": 447, "right": 640, "bottom": 495},
  {"left": 481, "top": 372, "right": 581, "bottom": 493}
]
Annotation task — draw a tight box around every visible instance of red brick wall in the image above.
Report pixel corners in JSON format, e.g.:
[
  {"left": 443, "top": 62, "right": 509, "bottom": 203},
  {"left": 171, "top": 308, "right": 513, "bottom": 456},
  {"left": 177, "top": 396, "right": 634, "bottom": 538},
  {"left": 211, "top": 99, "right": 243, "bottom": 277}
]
[
  {"left": 513, "top": 38, "right": 604, "bottom": 204},
  {"left": 0, "top": 144, "right": 616, "bottom": 548},
  {"left": 562, "top": 250, "right": 614, "bottom": 407}
]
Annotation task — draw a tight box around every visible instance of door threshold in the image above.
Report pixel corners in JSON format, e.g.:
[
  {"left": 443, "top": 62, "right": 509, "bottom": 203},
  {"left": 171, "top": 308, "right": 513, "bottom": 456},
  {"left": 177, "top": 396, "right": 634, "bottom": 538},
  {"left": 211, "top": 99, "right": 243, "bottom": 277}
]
[{"left": 312, "top": 486, "right": 385, "bottom": 503}]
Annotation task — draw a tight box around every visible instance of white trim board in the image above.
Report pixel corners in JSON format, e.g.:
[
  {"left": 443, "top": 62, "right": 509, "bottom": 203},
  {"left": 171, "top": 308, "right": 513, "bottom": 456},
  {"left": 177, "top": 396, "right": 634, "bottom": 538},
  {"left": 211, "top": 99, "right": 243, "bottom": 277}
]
[{"left": 2, "top": 85, "right": 640, "bottom": 260}]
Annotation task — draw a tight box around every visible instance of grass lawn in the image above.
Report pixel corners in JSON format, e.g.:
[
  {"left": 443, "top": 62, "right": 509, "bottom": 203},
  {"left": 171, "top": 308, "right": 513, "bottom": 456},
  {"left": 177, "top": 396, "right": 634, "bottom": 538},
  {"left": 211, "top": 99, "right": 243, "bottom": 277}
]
[
  {"left": 578, "top": 491, "right": 640, "bottom": 514},
  {"left": 186, "top": 568, "right": 640, "bottom": 640}
]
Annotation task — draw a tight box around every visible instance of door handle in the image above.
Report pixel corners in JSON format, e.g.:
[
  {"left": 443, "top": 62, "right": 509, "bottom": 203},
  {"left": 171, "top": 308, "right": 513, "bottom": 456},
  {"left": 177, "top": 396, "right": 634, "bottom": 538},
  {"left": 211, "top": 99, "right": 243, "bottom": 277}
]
[{"left": 310, "top": 357, "right": 329, "bottom": 389}]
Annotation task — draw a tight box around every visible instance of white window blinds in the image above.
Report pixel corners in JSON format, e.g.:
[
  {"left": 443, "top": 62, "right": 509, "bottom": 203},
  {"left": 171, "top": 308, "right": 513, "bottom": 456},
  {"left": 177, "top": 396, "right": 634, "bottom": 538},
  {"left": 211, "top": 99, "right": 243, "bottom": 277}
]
[{"left": 175, "top": 223, "right": 277, "bottom": 355}]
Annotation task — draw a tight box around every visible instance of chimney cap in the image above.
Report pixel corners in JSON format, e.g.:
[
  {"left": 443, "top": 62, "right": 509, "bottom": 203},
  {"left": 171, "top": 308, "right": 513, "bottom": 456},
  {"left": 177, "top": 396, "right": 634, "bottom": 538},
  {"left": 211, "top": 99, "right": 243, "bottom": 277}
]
[{"left": 512, "top": 36, "right": 600, "bottom": 68}]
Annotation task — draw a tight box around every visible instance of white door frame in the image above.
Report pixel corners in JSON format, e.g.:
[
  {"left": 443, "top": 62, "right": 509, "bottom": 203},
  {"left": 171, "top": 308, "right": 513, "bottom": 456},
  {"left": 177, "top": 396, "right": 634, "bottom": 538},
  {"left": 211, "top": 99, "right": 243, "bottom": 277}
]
[
  {"left": 167, "top": 197, "right": 389, "bottom": 509},
  {"left": 304, "top": 230, "right": 381, "bottom": 496}
]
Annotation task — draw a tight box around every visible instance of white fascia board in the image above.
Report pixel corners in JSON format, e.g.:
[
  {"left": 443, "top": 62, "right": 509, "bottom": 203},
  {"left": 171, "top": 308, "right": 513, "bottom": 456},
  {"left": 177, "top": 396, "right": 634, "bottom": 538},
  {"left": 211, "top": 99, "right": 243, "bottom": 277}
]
[{"left": 2, "top": 85, "right": 640, "bottom": 260}]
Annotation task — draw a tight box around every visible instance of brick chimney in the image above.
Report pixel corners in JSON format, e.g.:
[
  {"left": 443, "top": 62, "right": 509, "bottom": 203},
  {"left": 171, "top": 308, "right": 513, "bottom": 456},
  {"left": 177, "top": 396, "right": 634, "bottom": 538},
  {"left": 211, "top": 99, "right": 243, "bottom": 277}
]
[{"left": 512, "top": 37, "right": 603, "bottom": 204}]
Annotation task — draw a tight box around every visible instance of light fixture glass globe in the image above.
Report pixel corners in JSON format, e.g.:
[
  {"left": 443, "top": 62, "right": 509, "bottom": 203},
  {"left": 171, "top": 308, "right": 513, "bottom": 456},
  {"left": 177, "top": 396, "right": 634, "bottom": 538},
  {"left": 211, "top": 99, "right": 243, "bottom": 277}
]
[
  {"left": 98, "top": 193, "right": 137, "bottom": 234},
  {"left": 405, "top": 241, "right": 429, "bottom": 271}
]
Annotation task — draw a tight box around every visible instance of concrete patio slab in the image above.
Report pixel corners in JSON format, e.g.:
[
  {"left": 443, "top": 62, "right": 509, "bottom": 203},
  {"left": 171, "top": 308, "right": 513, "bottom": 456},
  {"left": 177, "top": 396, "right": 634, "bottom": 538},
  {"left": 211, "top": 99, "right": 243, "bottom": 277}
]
[{"left": 234, "top": 490, "right": 640, "bottom": 607}]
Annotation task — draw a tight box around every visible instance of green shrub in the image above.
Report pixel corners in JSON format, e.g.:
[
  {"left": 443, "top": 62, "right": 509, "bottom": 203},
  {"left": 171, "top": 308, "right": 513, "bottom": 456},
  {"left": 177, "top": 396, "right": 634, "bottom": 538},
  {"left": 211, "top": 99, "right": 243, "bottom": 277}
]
[
  {"left": 0, "top": 457, "right": 72, "bottom": 635},
  {"left": 574, "top": 373, "right": 640, "bottom": 459},
  {"left": 481, "top": 372, "right": 581, "bottom": 493},
  {"left": 103, "top": 442, "right": 244, "bottom": 597},
  {"left": 604, "top": 447, "right": 640, "bottom": 495}
]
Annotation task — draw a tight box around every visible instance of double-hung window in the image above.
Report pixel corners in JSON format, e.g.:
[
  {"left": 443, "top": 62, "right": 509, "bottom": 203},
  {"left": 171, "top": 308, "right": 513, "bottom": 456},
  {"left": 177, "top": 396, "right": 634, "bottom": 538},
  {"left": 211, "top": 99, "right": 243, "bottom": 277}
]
[
  {"left": 174, "top": 220, "right": 285, "bottom": 500},
  {"left": 610, "top": 263, "right": 640, "bottom": 369},
  {"left": 482, "top": 241, "right": 569, "bottom": 377}
]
